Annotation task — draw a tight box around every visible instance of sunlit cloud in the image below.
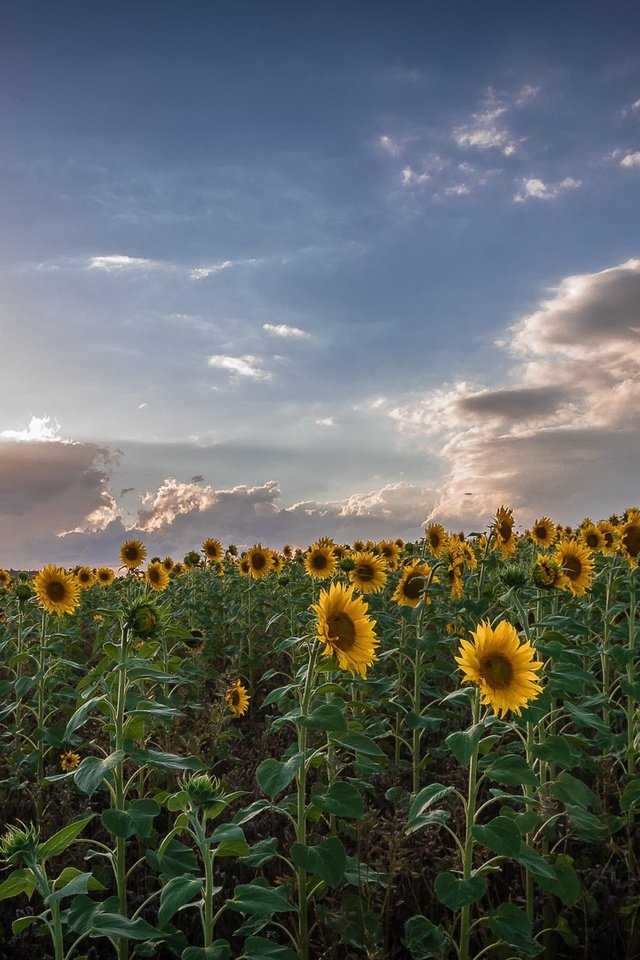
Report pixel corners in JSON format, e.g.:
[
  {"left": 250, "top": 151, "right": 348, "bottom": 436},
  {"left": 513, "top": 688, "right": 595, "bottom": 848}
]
[
  {"left": 513, "top": 176, "right": 582, "bottom": 202},
  {"left": 207, "top": 354, "right": 271, "bottom": 380},
  {"left": 0, "top": 416, "right": 70, "bottom": 444},
  {"left": 263, "top": 322, "right": 311, "bottom": 339}
]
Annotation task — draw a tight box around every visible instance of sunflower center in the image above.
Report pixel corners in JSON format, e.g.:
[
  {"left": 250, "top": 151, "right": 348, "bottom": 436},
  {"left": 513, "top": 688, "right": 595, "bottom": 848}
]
[
  {"left": 534, "top": 525, "right": 547, "bottom": 540},
  {"left": 623, "top": 524, "right": 640, "bottom": 558},
  {"left": 563, "top": 555, "right": 582, "bottom": 581},
  {"left": 479, "top": 653, "right": 514, "bottom": 690},
  {"left": 403, "top": 574, "right": 426, "bottom": 600},
  {"left": 498, "top": 521, "right": 513, "bottom": 541},
  {"left": 312, "top": 554, "right": 328, "bottom": 570},
  {"left": 46, "top": 580, "right": 67, "bottom": 602},
  {"left": 603, "top": 531, "right": 614, "bottom": 548},
  {"left": 327, "top": 612, "right": 357, "bottom": 652},
  {"left": 252, "top": 553, "right": 266, "bottom": 570},
  {"left": 149, "top": 568, "right": 161, "bottom": 583},
  {"left": 230, "top": 689, "right": 240, "bottom": 706},
  {"left": 585, "top": 532, "right": 600, "bottom": 549},
  {"left": 429, "top": 534, "right": 441, "bottom": 549},
  {"left": 124, "top": 547, "right": 139, "bottom": 561},
  {"left": 355, "top": 564, "right": 374, "bottom": 582}
]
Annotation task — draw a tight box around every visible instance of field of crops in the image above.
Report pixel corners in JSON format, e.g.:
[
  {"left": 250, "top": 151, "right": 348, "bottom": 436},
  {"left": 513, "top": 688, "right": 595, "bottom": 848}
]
[{"left": 1, "top": 507, "right": 639, "bottom": 960}]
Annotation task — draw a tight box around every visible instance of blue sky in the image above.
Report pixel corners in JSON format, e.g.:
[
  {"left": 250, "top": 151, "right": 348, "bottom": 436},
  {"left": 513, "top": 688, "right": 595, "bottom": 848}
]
[{"left": 2, "top": 0, "right": 640, "bottom": 567}]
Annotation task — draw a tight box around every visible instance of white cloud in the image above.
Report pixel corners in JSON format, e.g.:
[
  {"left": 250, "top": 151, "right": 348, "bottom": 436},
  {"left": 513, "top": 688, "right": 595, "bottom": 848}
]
[
  {"left": 315, "top": 417, "right": 335, "bottom": 427},
  {"left": 452, "top": 85, "right": 537, "bottom": 157},
  {"left": 263, "top": 322, "right": 311, "bottom": 339},
  {"left": 0, "top": 416, "right": 70, "bottom": 444},
  {"left": 189, "top": 257, "right": 260, "bottom": 280},
  {"left": 207, "top": 354, "right": 271, "bottom": 380},
  {"left": 378, "top": 135, "right": 403, "bottom": 157},
  {"left": 87, "top": 255, "right": 160, "bottom": 272},
  {"left": 513, "top": 176, "right": 582, "bottom": 202},
  {"left": 620, "top": 152, "right": 640, "bottom": 168}
]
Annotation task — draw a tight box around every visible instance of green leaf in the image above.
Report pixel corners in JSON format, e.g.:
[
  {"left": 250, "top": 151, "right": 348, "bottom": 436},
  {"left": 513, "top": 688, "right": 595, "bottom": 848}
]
[
  {"left": 548, "top": 772, "right": 596, "bottom": 810},
  {"left": 64, "top": 696, "right": 106, "bottom": 740},
  {"left": 311, "top": 781, "right": 364, "bottom": 819},
  {"left": 52, "top": 867, "right": 105, "bottom": 893},
  {"left": 434, "top": 872, "right": 486, "bottom": 910},
  {"left": 182, "top": 945, "right": 231, "bottom": 960},
  {"left": 133, "top": 749, "right": 205, "bottom": 773},
  {"left": 621, "top": 778, "right": 640, "bottom": 812},
  {"left": 515, "top": 844, "right": 557, "bottom": 880},
  {"left": 330, "top": 731, "right": 385, "bottom": 756},
  {"left": 90, "top": 913, "right": 160, "bottom": 940},
  {"left": 445, "top": 723, "right": 484, "bottom": 767},
  {"left": 153, "top": 838, "right": 198, "bottom": 879},
  {"left": 0, "top": 868, "right": 36, "bottom": 902},
  {"left": 37, "top": 816, "right": 93, "bottom": 861},
  {"left": 233, "top": 799, "right": 272, "bottom": 824},
  {"left": 488, "top": 902, "right": 543, "bottom": 957},
  {"left": 472, "top": 816, "right": 522, "bottom": 858},
  {"left": 536, "top": 854, "right": 581, "bottom": 906},
  {"left": 128, "top": 798, "right": 161, "bottom": 837},
  {"left": 291, "top": 837, "right": 347, "bottom": 887},
  {"left": 483, "top": 754, "right": 537, "bottom": 787},
  {"left": 228, "top": 883, "right": 294, "bottom": 917},
  {"left": 530, "top": 735, "right": 581, "bottom": 768},
  {"left": 300, "top": 702, "right": 347, "bottom": 734},
  {"left": 159, "top": 876, "right": 204, "bottom": 928},
  {"left": 74, "top": 752, "right": 124, "bottom": 797},
  {"left": 101, "top": 809, "right": 135, "bottom": 839},
  {"left": 12, "top": 915, "right": 40, "bottom": 935},
  {"left": 256, "top": 754, "right": 304, "bottom": 798},
  {"left": 403, "top": 915, "right": 449, "bottom": 959},
  {"left": 241, "top": 936, "right": 300, "bottom": 960},
  {"left": 46, "top": 871, "right": 95, "bottom": 905},
  {"left": 240, "top": 838, "right": 279, "bottom": 867},
  {"left": 407, "top": 784, "right": 455, "bottom": 833},
  {"left": 210, "top": 823, "right": 250, "bottom": 858}
]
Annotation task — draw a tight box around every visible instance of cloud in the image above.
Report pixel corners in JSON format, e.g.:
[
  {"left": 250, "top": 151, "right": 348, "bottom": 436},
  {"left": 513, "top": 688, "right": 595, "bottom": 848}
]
[
  {"left": 87, "top": 255, "right": 161, "bottom": 272},
  {"left": 385, "top": 258, "right": 640, "bottom": 527},
  {"left": 513, "top": 177, "right": 582, "bottom": 202},
  {"left": 620, "top": 152, "right": 640, "bottom": 168},
  {"left": 189, "top": 258, "right": 260, "bottom": 280},
  {"left": 452, "top": 85, "right": 538, "bottom": 157},
  {"left": 262, "top": 322, "right": 311, "bottom": 339},
  {"left": 378, "top": 135, "right": 403, "bottom": 157},
  {"left": 207, "top": 355, "right": 271, "bottom": 380},
  {"left": 0, "top": 416, "right": 71, "bottom": 444},
  {"left": 315, "top": 417, "right": 335, "bottom": 427}
]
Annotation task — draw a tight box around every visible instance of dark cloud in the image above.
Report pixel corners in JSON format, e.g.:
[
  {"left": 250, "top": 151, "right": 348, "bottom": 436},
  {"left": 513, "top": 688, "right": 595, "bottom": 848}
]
[{"left": 456, "top": 386, "right": 568, "bottom": 421}]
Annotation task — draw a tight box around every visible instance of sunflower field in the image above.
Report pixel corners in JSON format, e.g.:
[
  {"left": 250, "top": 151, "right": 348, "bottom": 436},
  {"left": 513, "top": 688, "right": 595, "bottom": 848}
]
[{"left": 1, "top": 509, "right": 640, "bottom": 960}]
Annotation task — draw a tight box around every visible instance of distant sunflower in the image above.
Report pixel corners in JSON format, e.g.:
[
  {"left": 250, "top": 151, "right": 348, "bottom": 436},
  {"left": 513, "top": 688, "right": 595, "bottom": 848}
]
[
  {"left": 447, "top": 555, "right": 465, "bottom": 600},
  {"left": 554, "top": 540, "right": 594, "bottom": 596},
  {"left": 237, "top": 557, "right": 252, "bottom": 577},
  {"left": 145, "top": 562, "right": 170, "bottom": 592},
  {"left": 352, "top": 540, "right": 365, "bottom": 552},
  {"left": 580, "top": 523, "right": 605, "bottom": 553},
  {"left": 530, "top": 517, "right": 556, "bottom": 549},
  {"left": 425, "top": 523, "right": 449, "bottom": 557},
  {"left": 304, "top": 543, "right": 338, "bottom": 580},
  {"left": 349, "top": 551, "right": 387, "bottom": 593},
  {"left": 597, "top": 521, "right": 618, "bottom": 555},
  {"left": 270, "top": 553, "right": 284, "bottom": 574},
  {"left": 494, "top": 506, "right": 517, "bottom": 558},
  {"left": 172, "top": 562, "right": 186, "bottom": 577},
  {"left": 59, "top": 750, "right": 81, "bottom": 772},
  {"left": 247, "top": 544, "right": 274, "bottom": 580},
  {"left": 0, "top": 570, "right": 11, "bottom": 588},
  {"left": 455, "top": 620, "right": 543, "bottom": 718},
  {"left": 119, "top": 539, "right": 147, "bottom": 570},
  {"left": 225, "top": 679, "right": 251, "bottom": 717},
  {"left": 183, "top": 628, "right": 205, "bottom": 654},
  {"left": 312, "top": 582, "right": 378, "bottom": 678},
  {"left": 392, "top": 561, "right": 434, "bottom": 607},
  {"left": 33, "top": 565, "right": 81, "bottom": 616},
  {"left": 161, "top": 556, "right": 175, "bottom": 572},
  {"left": 76, "top": 566, "right": 94, "bottom": 589},
  {"left": 202, "top": 538, "right": 223, "bottom": 563},
  {"left": 621, "top": 509, "right": 640, "bottom": 566},
  {"left": 532, "top": 555, "right": 567, "bottom": 591},
  {"left": 456, "top": 541, "right": 478, "bottom": 571},
  {"left": 377, "top": 540, "right": 402, "bottom": 569},
  {"left": 95, "top": 567, "right": 115, "bottom": 587}
]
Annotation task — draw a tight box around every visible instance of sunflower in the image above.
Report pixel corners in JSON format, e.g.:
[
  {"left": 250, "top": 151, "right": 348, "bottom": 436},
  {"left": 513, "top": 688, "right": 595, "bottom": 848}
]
[
  {"left": 95, "top": 567, "right": 115, "bottom": 587},
  {"left": 425, "top": 523, "right": 449, "bottom": 557},
  {"left": 304, "top": 543, "right": 338, "bottom": 580},
  {"left": 447, "top": 555, "right": 465, "bottom": 600},
  {"left": 119, "top": 539, "right": 147, "bottom": 569},
  {"left": 246, "top": 544, "right": 274, "bottom": 580},
  {"left": 237, "top": 556, "right": 252, "bottom": 577},
  {"left": 352, "top": 540, "right": 365, "bottom": 552},
  {"left": 202, "top": 537, "right": 223, "bottom": 563},
  {"left": 76, "top": 566, "right": 95, "bottom": 589},
  {"left": 145, "top": 562, "right": 170, "bottom": 592},
  {"left": 493, "top": 506, "right": 517, "bottom": 558},
  {"left": 377, "top": 540, "right": 402, "bottom": 569},
  {"left": 621, "top": 509, "right": 640, "bottom": 567},
  {"left": 183, "top": 628, "right": 205, "bottom": 654},
  {"left": 0, "top": 570, "right": 11, "bottom": 588},
  {"left": 580, "top": 523, "right": 605, "bottom": 553},
  {"left": 596, "top": 521, "right": 617, "bottom": 555},
  {"left": 312, "top": 582, "right": 378, "bottom": 678},
  {"left": 392, "top": 561, "right": 434, "bottom": 607},
  {"left": 455, "top": 620, "right": 543, "bottom": 718},
  {"left": 225, "top": 679, "right": 250, "bottom": 717},
  {"left": 530, "top": 517, "right": 556, "bottom": 548},
  {"left": 554, "top": 540, "right": 594, "bottom": 596},
  {"left": 532, "top": 555, "right": 567, "bottom": 590},
  {"left": 282, "top": 544, "right": 293, "bottom": 559},
  {"left": 455, "top": 541, "right": 478, "bottom": 571},
  {"left": 270, "top": 553, "right": 284, "bottom": 574},
  {"left": 59, "top": 750, "right": 81, "bottom": 772},
  {"left": 349, "top": 551, "right": 387, "bottom": 593},
  {"left": 32, "top": 566, "right": 80, "bottom": 616}
]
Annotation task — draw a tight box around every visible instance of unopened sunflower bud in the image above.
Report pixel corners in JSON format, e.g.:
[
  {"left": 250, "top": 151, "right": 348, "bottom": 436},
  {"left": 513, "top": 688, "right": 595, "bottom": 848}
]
[{"left": 126, "top": 602, "right": 161, "bottom": 639}]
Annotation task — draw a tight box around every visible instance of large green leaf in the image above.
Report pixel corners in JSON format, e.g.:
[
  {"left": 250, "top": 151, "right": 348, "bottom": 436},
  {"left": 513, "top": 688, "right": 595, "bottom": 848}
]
[
  {"left": 241, "top": 937, "right": 300, "bottom": 960},
  {"left": 311, "top": 781, "right": 364, "bottom": 819},
  {"left": 37, "top": 816, "right": 94, "bottom": 861},
  {"left": 403, "top": 915, "right": 449, "bottom": 959},
  {"left": 407, "top": 784, "right": 455, "bottom": 834},
  {"left": 0, "top": 868, "right": 36, "bottom": 902},
  {"left": 434, "top": 872, "right": 486, "bottom": 910},
  {"left": 74, "top": 752, "right": 124, "bottom": 796},
  {"left": 472, "top": 816, "right": 522, "bottom": 858},
  {"left": 256, "top": 754, "right": 304, "bottom": 798},
  {"left": 159, "top": 876, "right": 203, "bottom": 928},
  {"left": 445, "top": 724, "right": 485, "bottom": 767},
  {"left": 536, "top": 854, "right": 581, "bottom": 906},
  {"left": 228, "top": 883, "right": 294, "bottom": 917},
  {"left": 483, "top": 754, "right": 537, "bottom": 787},
  {"left": 300, "top": 702, "right": 347, "bottom": 734},
  {"left": 488, "top": 902, "right": 543, "bottom": 957},
  {"left": 291, "top": 837, "right": 347, "bottom": 887}
]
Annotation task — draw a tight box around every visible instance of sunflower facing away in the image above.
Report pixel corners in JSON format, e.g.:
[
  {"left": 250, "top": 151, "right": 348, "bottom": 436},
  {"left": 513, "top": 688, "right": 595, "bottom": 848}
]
[
  {"left": 33, "top": 565, "right": 81, "bottom": 616},
  {"left": 530, "top": 517, "right": 556, "bottom": 549},
  {"left": 425, "top": 523, "right": 449, "bottom": 557},
  {"left": 597, "top": 520, "right": 618, "bottom": 555},
  {"left": 225, "top": 679, "right": 250, "bottom": 717},
  {"left": 493, "top": 506, "right": 517, "bottom": 558},
  {"left": 119, "top": 539, "right": 147, "bottom": 570},
  {"left": 532, "top": 555, "right": 567, "bottom": 591},
  {"left": 246, "top": 544, "right": 274, "bottom": 580},
  {"left": 392, "top": 561, "right": 434, "bottom": 607},
  {"left": 621, "top": 509, "right": 640, "bottom": 566},
  {"left": 202, "top": 537, "right": 223, "bottom": 563},
  {"left": 145, "top": 562, "right": 170, "bottom": 592},
  {"left": 312, "top": 581, "right": 378, "bottom": 678},
  {"left": 554, "top": 540, "right": 594, "bottom": 596},
  {"left": 455, "top": 620, "right": 543, "bottom": 718},
  {"left": 349, "top": 550, "right": 388, "bottom": 594},
  {"left": 304, "top": 543, "right": 338, "bottom": 580}
]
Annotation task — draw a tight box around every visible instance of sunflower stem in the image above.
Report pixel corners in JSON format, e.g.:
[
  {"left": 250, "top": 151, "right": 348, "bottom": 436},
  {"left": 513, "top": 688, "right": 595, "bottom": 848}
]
[
  {"left": 627, "top": 568, "right": 638, "bottom": 780},
  {"left": 295, "top": 642, "right": 320, "bottom": 960},
  {"left": 35, "top": 609, "right": 48, "bottom": 822},
  {"left": 114, "top": 623, "right": 130, "bottom": 960},
  {"left": 458, "top": 689, "right": 481, "bottom": 960}
]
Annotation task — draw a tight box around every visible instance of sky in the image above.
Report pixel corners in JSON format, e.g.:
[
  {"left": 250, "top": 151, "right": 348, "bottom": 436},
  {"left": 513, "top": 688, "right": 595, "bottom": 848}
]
[{"left": 1, "top": 0, "right": 640, "bottom": 567}]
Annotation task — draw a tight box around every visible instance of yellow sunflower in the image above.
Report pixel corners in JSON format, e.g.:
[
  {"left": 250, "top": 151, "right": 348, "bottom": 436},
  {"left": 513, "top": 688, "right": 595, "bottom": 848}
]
[
  {"left": 349, "top": 550, "right": 388, "bottom": 593},
  {"left": 554, "top": 540, "right": 594, "bottom": 596},
  {"left": 580, "top": 523, "right": 605, "bottom": 553},
  {"left": 352, "top": 540, "right": 365, "bottom": 552},
  {"left": 456, "top": 541, "right": 478, "bottom": 571},
  {"left": 145, "top": 562, "right": 170, "bottom": 592},
  {"left": 33, "top": 565, "right": 81, "bottom": 616},
  {"left": 59, "top": 750, "right": 81, "bottom": 772},
  {"left": 172, "top": 562, "right": 186, "bottom": 577},
  {"left": 183, "top": 629, "right": 205, "bottom": 655},
  {"left": 597, "top": 520, "right": 618, "bottom": 555},
  {"left": 455, "top": 620, "right": 543, "bottom": 718},
  {"left": 493, "top": 506, "right": 517, "bottom": 558},
  {"left": 0, "top": 570, "right": 11, "bottom": 588},
  {"left": 76, "top": 566, "right": 95, "bottom": 589},
  {"left": 304, "top": 543, "right": 338, "bottom": 580},
  {"left": 392, "top": 561, "right": 434, "bottom": 607},
  {"left": 282, "top": 544, "right": 293, "bottom": 559},
  {"left": 530, "top": 517, "right": 556, "bottom": 548},
  {"left": 621, "top": 509, "right": 640, "bottom": 567},
  {"left": 532, "top": 555, "right": 567, "bottom": 591},
  {"left": 270, "top": 553, "right": 284, "bottom": 574},
  {"left": 447, "top": 555, "right": 465, "bottom": 600},
  {"left": 312, "top": 582, "right": 378, "bottom": 678},
  {"left": 377, "top": 540, "right": 402, "bottom": 569},
  {"left": 237, "top": 557, "right": 251, "bottom": 577},
  {"left": 247, "top": 544, "right": 274, "bottom": 580},
  {"left": 161, "top": 556, "right": 174, "bottom": 572},
  {"left": 425, "top": 523, "right": 449, "bottom": 557},
  {"left": 95, "top": 566, "right": 115, "bottom": 586},
  {"left": 225, "top": 679, "right": 250, "bottom": 717},
  {"left": 119, "top": 539, "right": 147, "bottom": 570},
  {"left": 202, "top": 537, "right": 223, "bottom": 563}
]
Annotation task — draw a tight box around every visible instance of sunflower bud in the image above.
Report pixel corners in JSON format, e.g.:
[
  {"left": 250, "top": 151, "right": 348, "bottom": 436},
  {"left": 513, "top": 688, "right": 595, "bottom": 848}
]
[
  {"left": 126, "top": 602, "right": 161, "bottom": 639},
  {"left": 339, "top": 556, "right": 356, "bottom": 573},
  {"left": 184, "top": 773, "right": 223, "bottom": 810},
  {"left": 0, "top": 822, "right": 39, "bottom": 866},
  {"left": 183, "top": 551, "right": 201, "bottom": 568},
  {"left": 14, "top": 582, "right": 33, "bottom": 603},
  {"left": 500, "top": 563, "right": 528, "bottom": 588}
]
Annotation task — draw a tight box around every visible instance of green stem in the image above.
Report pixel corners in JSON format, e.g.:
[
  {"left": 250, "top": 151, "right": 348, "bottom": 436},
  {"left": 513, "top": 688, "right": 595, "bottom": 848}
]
[
  {"left": 114, "top": 624, "right": 129, "bottom": 960},
  {"left": 295, "top": 642, "right": 320, "bottom": 960},
  {"left": 35, "top": 609, "right": 48, "bottom": 821},
  {"left": 458, "top": 690, "right": 481, "bottom": 960},
  {"left": 627, "top": 569, "right": 637, "bottom": 779}
]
